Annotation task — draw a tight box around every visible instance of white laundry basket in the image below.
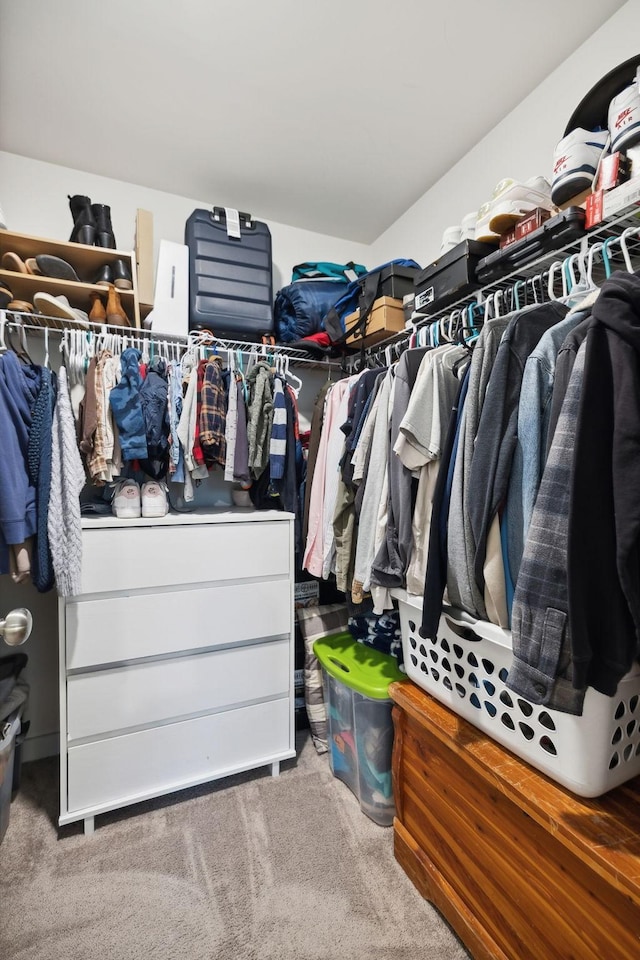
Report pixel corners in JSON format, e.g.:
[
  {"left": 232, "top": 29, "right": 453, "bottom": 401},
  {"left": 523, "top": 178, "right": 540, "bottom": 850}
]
[{"left": 397, "top": 593, "right": 640, "bottom": 797}]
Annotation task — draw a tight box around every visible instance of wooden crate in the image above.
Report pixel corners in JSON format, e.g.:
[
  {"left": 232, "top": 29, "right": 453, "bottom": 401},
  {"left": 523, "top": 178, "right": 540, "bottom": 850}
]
[{"left": 390, "top": 680, "right": 640, "bottom": 960}]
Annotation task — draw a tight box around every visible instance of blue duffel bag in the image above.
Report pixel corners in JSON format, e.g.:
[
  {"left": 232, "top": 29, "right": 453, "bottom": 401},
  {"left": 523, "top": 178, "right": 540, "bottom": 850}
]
[{"left": 274, "top": 261, "right": 367, "bottom": 343}]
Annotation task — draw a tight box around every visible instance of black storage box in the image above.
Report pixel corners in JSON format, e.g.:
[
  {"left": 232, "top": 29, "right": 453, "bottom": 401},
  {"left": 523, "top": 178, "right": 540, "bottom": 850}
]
[
  {"left": 361, "top": 264, "right": 420, "bottom": 305},
  {"left": 475, "top": 207, "right": 586, "bottom": 285},
  {"left": 414, "top": 240, "right": 496, "bottom": 314}
]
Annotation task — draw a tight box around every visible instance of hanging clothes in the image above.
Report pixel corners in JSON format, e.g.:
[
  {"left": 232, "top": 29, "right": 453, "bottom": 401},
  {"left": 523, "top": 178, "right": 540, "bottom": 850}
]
[
  {"left": 246, "top": 360, "right": 274, "bottom": 479},
  {"left": 447, "top": 315, "right": 510, "bottom": 621},
  {"left": 568, "top": 271, "right": 640, "bottom": 697},
  {"left": 0, "top": 350, "right": 41, "bottom": 583},
  {"left": 508, "top": 342, "right": 587, "bottom": 715},
  {"left": 199, "top": 355, "right": 227, "bottom": 469},
  {"left": 370, "top": 347, "right": 429, "bottom": 594},
  {"left": 48, "top": 366, "right": 86, "bottom": 598},
  {"left": 109, "top": 347, "right": 148, "bottom": 461},
  {"left": 28, "top": 367, "right": 57, "bottom": 593}
]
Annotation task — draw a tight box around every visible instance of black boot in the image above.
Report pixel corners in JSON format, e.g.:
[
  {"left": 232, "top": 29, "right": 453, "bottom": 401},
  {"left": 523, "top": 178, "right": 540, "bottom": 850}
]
[
  {"left": 68, "top": 195, "right": 96, "bottom": 245},
  {"left": 91, "top": 204, "right": 116, "bottom": 248}
]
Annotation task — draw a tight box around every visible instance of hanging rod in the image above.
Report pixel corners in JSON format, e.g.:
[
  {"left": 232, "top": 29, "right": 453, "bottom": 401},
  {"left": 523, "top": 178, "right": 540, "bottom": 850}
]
[{"left": 0, "top": 310, "right": 343, "bottom": 370}]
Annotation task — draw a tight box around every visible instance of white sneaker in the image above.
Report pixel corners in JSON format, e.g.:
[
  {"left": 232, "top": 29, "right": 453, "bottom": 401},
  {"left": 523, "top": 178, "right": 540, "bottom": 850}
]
[
  {"left": 486, "top": 176, "right": 555, "bottom": 235},
  {"left": 460, "top": 211, "right": 478, "bottom": 242},
  {"left": 33, "top": 292, "right": 90, "bottom": 329},
  {"left": 439, "top": 225, "right": 462, "bottom": 256},
  {"left": 551, "top": 128, "right": 610, "bottom": 205},
  {"left": 609, "top": 70, "right": 640, "bottom": 153},
  {"left": 112, "top": 479, "right": 141, "bottom": 518},
  {"left": 475, "top": 199, "right": 500, "bottom": 244},
  {"left": 141, "top": 480, "right": 169, "bottom": 518}
]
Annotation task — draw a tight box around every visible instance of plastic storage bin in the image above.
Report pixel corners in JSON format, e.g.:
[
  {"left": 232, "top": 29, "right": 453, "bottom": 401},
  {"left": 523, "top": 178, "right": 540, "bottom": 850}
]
[
  {"left": 314, "top": 632, "right": 404, "bottom": 826},
  {"left": 0, "top": 711, "right": 21, "bottom": 844},
  {"left": 397, "top": 593, "right": 640, "bottom": 798}
]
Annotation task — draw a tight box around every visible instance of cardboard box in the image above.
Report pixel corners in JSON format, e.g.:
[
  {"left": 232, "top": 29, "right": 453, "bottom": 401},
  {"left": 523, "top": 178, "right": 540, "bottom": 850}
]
[
  {"left": 515, "top": 207, "right": 551, "bottom": 241},
  {"left": 499, "top": 228, "right": 517, "bottom": 249},
  {"left": 595, "top": 151, "right": 632, "bottom": 193},
  {"left": 135, "top": 209, "right": 154, "bottom": 307},
  {"left": 585, "top": 175, "right": 640, "bottom": 229},
  {"left": 345, "top": 296, "right": 405, "bottom": 346}
]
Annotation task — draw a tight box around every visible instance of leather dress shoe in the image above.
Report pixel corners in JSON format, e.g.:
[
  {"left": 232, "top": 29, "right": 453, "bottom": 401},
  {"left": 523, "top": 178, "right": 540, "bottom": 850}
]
[
  {"left": 112, "top": 259, "right": 132, "bottom": 290},
  {"left": 92, "top": 264, "right": 113, "bottom": 286}
]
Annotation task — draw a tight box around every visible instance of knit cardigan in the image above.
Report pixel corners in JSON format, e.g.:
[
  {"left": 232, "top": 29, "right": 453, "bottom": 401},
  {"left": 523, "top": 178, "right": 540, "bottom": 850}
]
[
  {"left": 48, "top": 366, "right": 86, "bottom": 597},
  {"left": 28, "top": 367, "right": 57, "bottom": 592}
]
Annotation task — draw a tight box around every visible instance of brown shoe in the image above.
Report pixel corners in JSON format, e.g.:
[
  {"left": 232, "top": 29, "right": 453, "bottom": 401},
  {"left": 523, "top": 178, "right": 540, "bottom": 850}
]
[
  {"left": 106, "top": 283, "right": 130, "bottom": 327},
  {"left": 7, "top": 299, "right": 34, "bottom": 313},
  {"left": 89, "top": 291, "right": 107, "bottom": 325},
  {"left": 2, "top": 251, "right": 30, "bottom": 274}
]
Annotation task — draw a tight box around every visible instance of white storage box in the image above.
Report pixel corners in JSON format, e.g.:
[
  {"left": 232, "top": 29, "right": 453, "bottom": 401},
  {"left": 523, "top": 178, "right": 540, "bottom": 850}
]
[{"left": 397, "top": 593, "right": 640, "bottom": 797}]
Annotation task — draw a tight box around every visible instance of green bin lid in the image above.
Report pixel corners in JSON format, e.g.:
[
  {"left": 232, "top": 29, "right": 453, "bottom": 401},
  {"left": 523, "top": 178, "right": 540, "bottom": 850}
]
[{"left": 313, "top": 632, "right": 404, "bottom": 700}]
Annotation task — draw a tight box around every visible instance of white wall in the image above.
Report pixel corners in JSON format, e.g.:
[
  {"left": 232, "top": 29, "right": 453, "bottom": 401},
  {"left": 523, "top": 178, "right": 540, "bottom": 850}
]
[
  {"left": 0, "top": 151, "right": 371, "bottom": 293},
  {"left": 369, "top": 0, "right": 640, "bottom": 268}
]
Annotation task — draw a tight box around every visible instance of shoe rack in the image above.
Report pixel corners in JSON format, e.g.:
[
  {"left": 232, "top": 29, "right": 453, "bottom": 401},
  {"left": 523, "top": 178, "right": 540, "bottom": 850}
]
[{"left": 0, "top": 230, "right": 145, "bottom": 328}]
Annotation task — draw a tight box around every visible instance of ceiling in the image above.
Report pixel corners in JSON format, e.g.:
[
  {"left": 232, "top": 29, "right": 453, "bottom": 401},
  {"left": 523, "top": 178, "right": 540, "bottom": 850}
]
[{"left": 0, "top": 0, "right": 627, "bottom": 242}]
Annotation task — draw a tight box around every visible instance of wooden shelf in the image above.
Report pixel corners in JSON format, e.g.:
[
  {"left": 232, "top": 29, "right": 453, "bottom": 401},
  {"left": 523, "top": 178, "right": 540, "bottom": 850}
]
[{"left": 0, "top": 229, "right": 141, "bottom": 327}]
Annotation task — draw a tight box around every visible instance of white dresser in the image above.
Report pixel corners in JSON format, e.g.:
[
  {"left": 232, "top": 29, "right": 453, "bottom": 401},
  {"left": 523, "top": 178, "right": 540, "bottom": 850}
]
[{"left": 58, "top": 509, "right": 295, "bottom": 834}]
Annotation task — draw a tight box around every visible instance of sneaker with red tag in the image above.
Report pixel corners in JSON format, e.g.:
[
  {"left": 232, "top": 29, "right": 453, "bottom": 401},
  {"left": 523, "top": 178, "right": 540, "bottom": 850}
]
[
  {"left": 609, "top": 69, "right": 640, "bottom": 153},
  {"left": 551, "top": 128, "right": 610, "bottom": 205}
]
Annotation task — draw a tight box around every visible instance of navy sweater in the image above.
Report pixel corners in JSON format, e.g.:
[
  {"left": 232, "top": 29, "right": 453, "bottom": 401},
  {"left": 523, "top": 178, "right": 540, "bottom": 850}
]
[{"left": 0, "top": 352, "right": 41, "bottom": 568}]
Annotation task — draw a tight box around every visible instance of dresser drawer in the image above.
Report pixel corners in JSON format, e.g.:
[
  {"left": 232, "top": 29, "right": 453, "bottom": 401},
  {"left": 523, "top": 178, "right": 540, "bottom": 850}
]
[
  {"left": 78, "top": 520, "right": 290, "bottom": 595},
  {"left": 67, "top": 697, "right": 291, "bottom": 813},
  {"left": 67, "top": 639, "right": 290, "bottom": 740},
  {"left": 66, "top": 578, "right": 291, "bottom": 669}
]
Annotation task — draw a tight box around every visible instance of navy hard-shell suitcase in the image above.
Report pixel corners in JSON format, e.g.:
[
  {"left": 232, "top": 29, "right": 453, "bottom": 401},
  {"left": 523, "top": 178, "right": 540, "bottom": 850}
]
[{"left": 186, "top": 207, "right": 274, "bottom": 339}]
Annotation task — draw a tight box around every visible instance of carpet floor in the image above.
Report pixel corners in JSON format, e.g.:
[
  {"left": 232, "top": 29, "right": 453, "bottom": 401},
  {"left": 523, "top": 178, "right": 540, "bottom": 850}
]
[{"left": 0, "top": 730, "right": 469, "bottom": 960}]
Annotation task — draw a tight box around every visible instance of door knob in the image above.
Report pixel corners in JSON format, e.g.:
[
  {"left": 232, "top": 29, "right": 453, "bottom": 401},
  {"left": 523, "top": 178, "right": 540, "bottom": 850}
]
[{"left": 0, "top": 608, "right": 33, "bottom": 646}]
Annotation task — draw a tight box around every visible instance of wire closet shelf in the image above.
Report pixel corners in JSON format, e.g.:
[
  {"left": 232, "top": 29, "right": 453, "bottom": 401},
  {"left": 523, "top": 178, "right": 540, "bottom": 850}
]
[{"left": 362, "top": 203, "right": 640, "bottom": 365}]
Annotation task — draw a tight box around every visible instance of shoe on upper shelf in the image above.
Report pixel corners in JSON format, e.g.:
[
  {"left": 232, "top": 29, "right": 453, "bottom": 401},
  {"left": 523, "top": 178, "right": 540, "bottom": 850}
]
[
  {"left": 609, "top": 68, "right": 640, "bottom": 153},
  {"left": 439, "top": 225, "right": 462, "bottom": 256},
  {"left": 551, "top": 128, "right": 610, "bottom": 206},
  {"left": 112, "top": 259, "right": 132, "bottom": 290},
  {"left": 141, "top": 480, "right": 169, "bottom": 518},
  {"left": 34, "top": 254, "right": 81, "bottom": 282},
  {"left": 112, "top": 479, "right": 141, "bottom": 519},
  {"left": 32, "top": 292, "right": 90, "bottom": 329},
  {"left": 483, "top": 176, "right": 555, "bottom": 236},
  {"left": 475, "top": 198, "right": 500, "bottom": 244},
  {"left": 460, "top": 211, "right": 478, "bottom": 242}
]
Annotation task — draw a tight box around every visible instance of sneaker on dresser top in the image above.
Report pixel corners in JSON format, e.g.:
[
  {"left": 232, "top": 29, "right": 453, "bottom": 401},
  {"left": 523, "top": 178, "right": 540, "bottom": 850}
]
[
  {"left": 141, "top": 480, "right": 169, "bottom": 518},
  {"left": 487, "top": 176, "right": 555, "bottom": 235},
  {"left": 609, "top": 70, "right": 640, "bottom": 153},
  {"left": 551, "top": 128, "right": 610, "bottom": 205},
  {"left": 112, "top": 479, "right": 141, "bottom": 519}
]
